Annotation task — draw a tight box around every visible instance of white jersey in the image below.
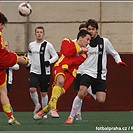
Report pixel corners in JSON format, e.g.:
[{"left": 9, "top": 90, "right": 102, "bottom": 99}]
[
  {"left": 80, "top": 35, "right": 122, "bottom": 80},
  {"left": 28, "top": 40, "right": 58, "bottom": 75},
  {"left": 7, "top": 64, "right": 19, "bottom": 84}
]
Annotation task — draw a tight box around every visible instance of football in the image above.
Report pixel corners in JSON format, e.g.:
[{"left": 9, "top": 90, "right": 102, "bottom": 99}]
[{"left": 18, "top": 2, "right": 32, "bottom": 17}]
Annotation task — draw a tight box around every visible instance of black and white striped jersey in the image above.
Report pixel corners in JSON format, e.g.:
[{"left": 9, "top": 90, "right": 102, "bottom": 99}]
[
  {"left": 79, "top": 35, "right": 122, "bottom": 80},
  {"left": 28, "top": 40, "right": 58, "bottom": 75}
]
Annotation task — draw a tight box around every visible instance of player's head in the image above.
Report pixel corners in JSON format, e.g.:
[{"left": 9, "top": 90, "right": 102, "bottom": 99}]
[
  {"left": 4, "top": 41, "right": 9, "bottom": 50},
  {"left": 86, "top": 19, "right": 98, "bottom": 39},
  {"left": 79, "top": 23, "right": 87, "bottom": 31},
  {"left": 0, "top": 12, "right": 8, "bottom": 30},
  {"left": 35, "top": 26, "right": 45, "bottom": 33},
  {"left": 77, "top": 29, "right": 92, "bottom": 47},
  {"left": 35, "top": 26, "right": 45, "bottom": 42}
]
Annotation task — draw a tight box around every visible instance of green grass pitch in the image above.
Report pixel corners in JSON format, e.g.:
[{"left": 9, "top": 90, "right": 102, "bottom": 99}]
[{"left": 0, "top": 111, "right": 132, "bottom": 132}]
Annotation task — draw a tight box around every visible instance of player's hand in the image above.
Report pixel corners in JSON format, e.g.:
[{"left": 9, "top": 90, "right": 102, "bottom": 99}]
[
  {"left": 43, "top": 61, "right": 50, "bottom": 67},
  {"left": 118, "top": 62, "right": 127, "bottom": 67},
  {"left": 23, "top": 54, "right": 29, "bottom": 65},
  {"left": 81, "top": 47, "right": 88, "bottom": 52}
]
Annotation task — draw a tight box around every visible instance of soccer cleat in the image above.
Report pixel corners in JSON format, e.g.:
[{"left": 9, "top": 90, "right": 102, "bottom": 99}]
[
  {"left": 49, "top": 109, "right": 59, "bottom": 118},
  {"left": 75, "top": 114, "right": 82, "bottom": 120},
  {"left": 43, "top": 114, "right": 48, "bottom": 119},
  {"left": 65, "top": 117, "right": 74, "bottom": 124},
  {"left": 33, "top": 104, "right": 41, "bottom": 115},
  {"left": 33, "top": 110, "right": 44, "bottom": 120},
  {"left": 8, "top": 118, "right": 21, "bottom": 126}
]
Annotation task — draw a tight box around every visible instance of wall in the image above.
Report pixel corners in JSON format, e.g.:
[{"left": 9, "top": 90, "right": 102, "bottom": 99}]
[
  {"left": 0, "top": 1, "right": 132, "bottom": 111},
  {"left": 0, "top": 54, "right": 132, "bottom": 112},
  {"left": 0, "top": 1, "right": 132, "bottom": 53}
]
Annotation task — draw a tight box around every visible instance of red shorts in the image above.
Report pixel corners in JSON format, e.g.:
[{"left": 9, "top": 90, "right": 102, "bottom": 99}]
[
  {"left": 0, "top": 70, "right": 6, "bottom": 88},
  {"left": 52, "top": 66, "right": 75, "bottom": 91}
]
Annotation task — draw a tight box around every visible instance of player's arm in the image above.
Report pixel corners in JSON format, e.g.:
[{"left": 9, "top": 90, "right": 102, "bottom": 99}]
[
  {"left": 25, "top": 46, "right": 32, "bottom": 67},
  {"left": 62, "top": 52, "right": 88, "bottom": 70},
  {"left": 69, "top": 52, "right": 88, "bottom": 66},
  {"left": 61, "top": 38, "right": 82, "bottom": 57},
  {"left": 44, "top": 43, "right": 58, "bottom": 67},
  {"left": 10, "top": 64, "right": 19, "bottom": 70},
  {"left": 105, "top": 38, "right": 127, "bottom": 66},
  {"left": 17, "top": 55, "right": 29, "bottom": 65}
]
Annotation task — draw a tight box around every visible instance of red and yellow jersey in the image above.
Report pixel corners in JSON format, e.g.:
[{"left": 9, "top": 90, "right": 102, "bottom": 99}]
[
  {"left": 54, "top": 38, "right": 88, "bottom": 76},
  {"left": 0, "top": 31, "right": 18, "bottom": 69},
  {"left": 0, "top": 30, "right": 18, "bottom": 87},
  {"left": 60, "top": 38, "right": 81, "bottom": 57},
  {"left": 0, "top": 30, "right": 18, "bottom": 69},
  {"left": 0, "top": 30, "right": 5, "bottom": 49}
]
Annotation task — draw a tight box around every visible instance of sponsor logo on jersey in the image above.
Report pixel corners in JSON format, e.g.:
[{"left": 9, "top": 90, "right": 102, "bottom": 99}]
[{"left": 100, "top": 44, "right": 103, "bottom": 49}]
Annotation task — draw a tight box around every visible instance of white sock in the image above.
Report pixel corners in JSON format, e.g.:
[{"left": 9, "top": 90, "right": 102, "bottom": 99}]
[
  {"left": 76, "top": 99, "right": 82, "bottom": 115},
  {"left": 41, "top": 94, "right": 48, "bottom": 108},
  {"left": 30, "top": 91, "right": 40, "bottom": 107},
  {"left": 87, "top": 86, "right": 96, "bottom": 100},
  {"left": 69, "top": 95, "right": 82, "bottom": 119}
]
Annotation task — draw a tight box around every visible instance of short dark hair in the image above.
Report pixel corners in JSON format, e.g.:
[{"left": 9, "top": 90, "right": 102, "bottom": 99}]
[
  {"left": 0, "top": 12, "right": 8, "bottom": 24},
  {"left": 77, "top": 30, "right": 91, "bottom": 40},
  {"left": 79, "top": 23, "right": 86, "bottom": 30},
  {"left": 86, "top": 19, "right": 98, "bottom": 30},
  {"left": 35, "top": 26, "right": 45, "bottom": 33}
]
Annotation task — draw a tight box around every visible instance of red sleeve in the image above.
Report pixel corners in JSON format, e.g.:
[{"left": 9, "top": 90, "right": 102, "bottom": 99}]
[
  {"left": 0, "top": 31, "right": 2, "bottom": 49},
  {"left": 0, "top": 49, "right": 18, "bottom": 69},
  {"left": 0, "top": 31, "right": 18, "bottom": 69},
  {"left": 60, "top": 38, "right": 81, "bottom": 57},
  {"left": 63, "top": 52, "right": 88, "bottom": 67}
]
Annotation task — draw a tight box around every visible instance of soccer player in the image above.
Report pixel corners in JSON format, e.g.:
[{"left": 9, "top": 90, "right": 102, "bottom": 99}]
[
  {"left": 4, "top": 41, "right": 20, "bottom": 93},
  {"left": 65, "top": 19, "right": 127, "bottom": 124},
  {"left": 33, "top": 29, "right": 92, "bottom": 120},
  {"left": 27, "top": 26, "right": 58, "bottom": 116},
  {"left": 72, "top": 23, "right": 93, "bottom": 121},
  {"left": 0, "top": 12, "right": 29, "bottom": 125}
]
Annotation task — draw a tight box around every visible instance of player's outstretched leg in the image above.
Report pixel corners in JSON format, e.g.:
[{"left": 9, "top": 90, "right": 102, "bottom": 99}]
[
  {"left": 75, "top": 99, "right": 83, "bottom": 120},
  {"left": 65, "top": 96, "right": 82, "bottom": 124},
  {"left": 8, "top": 118, "right": 21, "bottom": 126},
  {"left": 47, "top": 85, "right": 64, "bottom": 118},
  {"left": 3, "top": 104, "right": 21, "bottom": 125}
]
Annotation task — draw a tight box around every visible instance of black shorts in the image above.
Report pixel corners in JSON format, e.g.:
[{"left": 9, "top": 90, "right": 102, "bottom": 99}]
[
  {"left": 29, "top": 73, "right": 50, "bottom": 92},
  {"left": 7, "top": 83, "right": 11, "bottom": 93},
  {"left": 80, "top": 74, "right": 106, "bottom": 94},
  {"left": 74, "top": 74, "right": 82, "bottom": 90}
]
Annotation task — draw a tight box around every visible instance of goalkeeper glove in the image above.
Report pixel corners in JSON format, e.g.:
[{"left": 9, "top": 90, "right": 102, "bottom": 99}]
[
  {"left": 23, "top": 54, "right": 29, "bottom": 65},
  {"left": 118, "top": 62, "right": 127, "bottom": 67},
  {"left": 43, "top": 61, "right": 50, "bottom": 67}
]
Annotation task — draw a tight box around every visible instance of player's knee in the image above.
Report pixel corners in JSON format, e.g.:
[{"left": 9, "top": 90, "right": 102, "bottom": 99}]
[
  {"left": 41, "top": 92, "right": 47, "bottom": 97},
  {"left": 78, "top": 91, "right": 86, "bottom": 99},
  {"left": 96, "top": 92, "right": 106, "bottom": 104},
  {"left": 96, "top": 98, "right": 105, "bottom": 104},
  {"left": 78, "top": 86, "right": 87, "bottom": 99},
  {"left": 56, "top": 75, "right": 65, "bottom": 87},
  {"left": 29, "top": 87, "right": 36, "bottom": 93},
  {"left": 78, "top": 94, "right": 84, "bottom": 99},
  {"left": 58, "top": 81, "right": 64, "bottom": 87}
]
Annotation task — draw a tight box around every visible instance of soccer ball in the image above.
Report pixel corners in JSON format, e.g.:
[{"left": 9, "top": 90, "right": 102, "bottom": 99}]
[{"left": 18, "top": 2, "right": 32, "bottom": 17}]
